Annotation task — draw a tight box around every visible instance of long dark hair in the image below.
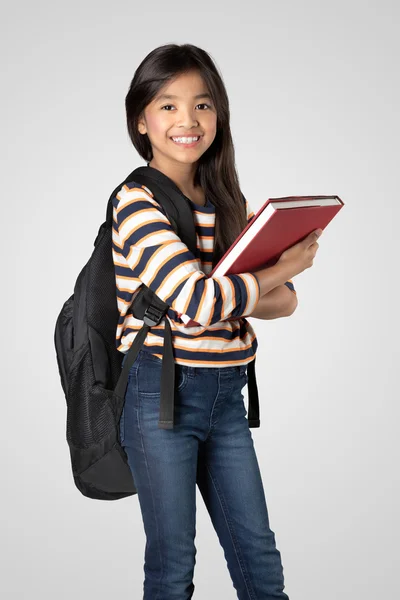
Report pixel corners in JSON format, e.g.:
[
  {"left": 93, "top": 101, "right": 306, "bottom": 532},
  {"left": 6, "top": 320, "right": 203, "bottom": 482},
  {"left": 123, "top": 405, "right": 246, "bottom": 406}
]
[{"left": 125, "top": 43, "right": 248, "bottom": 269}]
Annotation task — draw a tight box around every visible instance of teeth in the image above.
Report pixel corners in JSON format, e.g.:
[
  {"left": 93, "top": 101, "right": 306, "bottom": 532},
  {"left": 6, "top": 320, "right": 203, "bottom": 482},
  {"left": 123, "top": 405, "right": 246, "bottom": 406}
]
[{"left": 172, "top": 136, "right": 200, "bottom": 143}]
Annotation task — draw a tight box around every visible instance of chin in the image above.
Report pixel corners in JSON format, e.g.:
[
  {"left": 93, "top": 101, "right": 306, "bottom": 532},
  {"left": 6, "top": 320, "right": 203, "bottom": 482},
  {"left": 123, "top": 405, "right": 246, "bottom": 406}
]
[{"left": 170, "top": 153, "right": 203, "bottom": 165}]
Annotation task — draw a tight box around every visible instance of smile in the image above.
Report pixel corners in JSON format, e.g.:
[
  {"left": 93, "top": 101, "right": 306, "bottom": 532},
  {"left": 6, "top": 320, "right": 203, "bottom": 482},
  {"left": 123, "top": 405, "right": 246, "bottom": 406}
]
[{"left": 170, "top": 136, "right": 202, "bottom": 147}]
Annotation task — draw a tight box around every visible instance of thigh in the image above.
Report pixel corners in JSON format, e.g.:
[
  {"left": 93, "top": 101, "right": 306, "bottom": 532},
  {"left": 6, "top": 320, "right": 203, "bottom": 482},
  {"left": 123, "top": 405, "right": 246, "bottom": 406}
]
[
  {"left": 121, "top": 351, "right": 198, "bottom": 521},
  {"left": 120, "top": 351, "right": 199, "bottom": 596},
  {"left": 196, "top": 372, "right": 289, "bottom": 600}
]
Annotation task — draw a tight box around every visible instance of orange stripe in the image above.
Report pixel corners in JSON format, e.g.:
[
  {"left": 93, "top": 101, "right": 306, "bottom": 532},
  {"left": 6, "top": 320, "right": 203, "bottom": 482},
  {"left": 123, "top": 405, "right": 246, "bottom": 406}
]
[{"left": 205, "top": 296, "right": 217, "bottom": 327}]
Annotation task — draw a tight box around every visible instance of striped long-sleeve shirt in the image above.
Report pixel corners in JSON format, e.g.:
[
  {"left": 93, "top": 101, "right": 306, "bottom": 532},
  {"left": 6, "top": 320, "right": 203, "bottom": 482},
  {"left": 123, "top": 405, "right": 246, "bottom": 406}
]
[{"left": 112, "top": 181, "right": 296, "bottom": 367}]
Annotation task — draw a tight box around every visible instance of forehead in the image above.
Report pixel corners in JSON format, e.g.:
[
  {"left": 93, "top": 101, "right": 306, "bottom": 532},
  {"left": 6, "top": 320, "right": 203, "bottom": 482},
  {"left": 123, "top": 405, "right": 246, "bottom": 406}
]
[{"left": 153, "top": 71, "right": 210, "bottom": 103}]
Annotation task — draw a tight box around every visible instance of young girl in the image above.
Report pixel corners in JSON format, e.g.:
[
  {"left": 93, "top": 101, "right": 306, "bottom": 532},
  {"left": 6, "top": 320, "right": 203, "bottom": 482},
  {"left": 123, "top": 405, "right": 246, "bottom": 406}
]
[{"left": 113, "top": 43, "right": 321, "bottom": 600}]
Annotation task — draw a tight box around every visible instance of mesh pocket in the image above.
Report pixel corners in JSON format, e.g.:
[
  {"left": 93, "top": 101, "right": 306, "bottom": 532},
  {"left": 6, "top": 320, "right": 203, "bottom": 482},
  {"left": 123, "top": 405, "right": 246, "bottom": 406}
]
[
  {"left": 54, "top": 294, "right": 75, "bottom": 397},
  {"left": 66, "top": 346, "right": 117, "bottom": 449}
]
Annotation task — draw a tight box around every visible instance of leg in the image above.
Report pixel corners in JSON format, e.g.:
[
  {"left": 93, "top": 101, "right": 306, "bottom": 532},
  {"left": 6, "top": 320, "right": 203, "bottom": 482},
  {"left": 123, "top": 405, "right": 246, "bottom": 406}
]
[
  {"left": 196, "top": 368, "right": 290, "bottom": 600},
  {"left": 121, "top": 351, "right": 199, "bottom": 600}
]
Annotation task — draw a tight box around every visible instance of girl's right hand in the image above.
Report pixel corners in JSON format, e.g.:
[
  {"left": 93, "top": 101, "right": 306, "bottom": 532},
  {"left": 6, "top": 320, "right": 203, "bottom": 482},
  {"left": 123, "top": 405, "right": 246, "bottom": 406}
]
[{"left": 277, "top": 229, "right": 323, "bottom": 278}]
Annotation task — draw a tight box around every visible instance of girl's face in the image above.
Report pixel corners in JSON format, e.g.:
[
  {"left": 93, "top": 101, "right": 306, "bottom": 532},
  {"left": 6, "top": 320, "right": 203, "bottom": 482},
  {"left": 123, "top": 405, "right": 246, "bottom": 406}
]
[{"left": 138, "top": 70, "right": 217, "bottom": 167}]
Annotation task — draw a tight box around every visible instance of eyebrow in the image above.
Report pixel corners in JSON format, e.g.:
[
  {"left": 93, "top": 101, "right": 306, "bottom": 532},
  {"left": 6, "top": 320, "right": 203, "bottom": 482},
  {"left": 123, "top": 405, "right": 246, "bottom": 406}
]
[{"left": 155, "top": 93, "right": 212, "bottom": 103}]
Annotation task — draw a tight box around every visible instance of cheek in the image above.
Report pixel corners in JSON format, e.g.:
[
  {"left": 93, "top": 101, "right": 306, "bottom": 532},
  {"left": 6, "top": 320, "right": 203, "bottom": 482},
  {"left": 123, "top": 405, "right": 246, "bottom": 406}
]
[
  {"left": 206, "top": 116, "right": 218, "bottom": 141},
  {"left": 146, "top": 113, "right": 169, "bottom": 137},
  {"left": 206, "top": 111, "right": 217, "bottom": 130}
]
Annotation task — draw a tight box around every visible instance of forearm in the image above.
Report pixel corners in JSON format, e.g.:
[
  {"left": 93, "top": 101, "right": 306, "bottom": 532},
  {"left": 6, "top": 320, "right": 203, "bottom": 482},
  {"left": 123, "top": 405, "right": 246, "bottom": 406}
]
[
  {"left": 248, "top": 285, "right": 297, "bottom": 320},
  {"left": 252, "top": 262, "right": 294, "bottom": 296}
]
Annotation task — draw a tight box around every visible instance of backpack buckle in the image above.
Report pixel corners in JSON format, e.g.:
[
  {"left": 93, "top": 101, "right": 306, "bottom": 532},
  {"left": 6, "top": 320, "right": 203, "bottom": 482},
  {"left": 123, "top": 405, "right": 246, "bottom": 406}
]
[{"left": 143, "top": 304, "right": 165, "bottom": 327}]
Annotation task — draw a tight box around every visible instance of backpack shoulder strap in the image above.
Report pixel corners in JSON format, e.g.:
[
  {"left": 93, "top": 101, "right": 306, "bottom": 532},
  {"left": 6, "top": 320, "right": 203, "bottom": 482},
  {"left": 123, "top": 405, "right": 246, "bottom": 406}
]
[{"left": 104, "top": 165, "right": 197, "bottom": 257}]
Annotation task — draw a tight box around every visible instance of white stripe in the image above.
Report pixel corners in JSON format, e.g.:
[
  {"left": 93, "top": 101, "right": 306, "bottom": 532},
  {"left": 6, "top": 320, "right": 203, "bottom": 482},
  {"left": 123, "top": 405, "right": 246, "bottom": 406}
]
[
  {"left": 141, "top": 241, "right": 197, "bottom": 284},
  {"left": 119, "top": 210, "right": 170, "bottom": 245},
  {"left": 116, "top": 276, "right": 140, "bottom": 292},
  {"left": 238, "top": 273, "right": 259, "bottom": 314},
  {"left": 193, "top": 212, "right": 215, "bottom": 226},
  {"left": 120, "top": 322, "right": 255, "bottom": 352},
  {"left": 213, "top": 276, "right": 236, "bottom": 320},
  {"left": 199, "top": 236, "right": 213, "bottom": 251},
  {"left": 156, "top": 262, "right": 202, "bottom": 303},
  {"left": 116, "top": 186, "right": 155, "bottom": 208}
]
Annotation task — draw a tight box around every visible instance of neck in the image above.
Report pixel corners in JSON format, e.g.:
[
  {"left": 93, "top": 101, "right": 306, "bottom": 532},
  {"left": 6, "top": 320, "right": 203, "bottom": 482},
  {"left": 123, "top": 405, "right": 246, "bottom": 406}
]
[{"left": 148, "top": 157, "right": 199, "bottom": 196}]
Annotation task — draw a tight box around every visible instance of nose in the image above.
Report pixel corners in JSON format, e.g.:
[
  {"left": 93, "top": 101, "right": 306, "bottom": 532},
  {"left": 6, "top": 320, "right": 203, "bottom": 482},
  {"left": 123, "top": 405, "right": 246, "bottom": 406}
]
[{"left": 176, "top": 109, "right": 199, "bottom": 129}]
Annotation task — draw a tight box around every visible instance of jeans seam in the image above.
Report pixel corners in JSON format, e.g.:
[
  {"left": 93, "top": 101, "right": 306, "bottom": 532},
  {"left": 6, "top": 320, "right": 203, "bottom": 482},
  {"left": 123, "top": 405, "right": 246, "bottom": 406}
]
[
  {"left": 205, "top": 463, "right": 256, "bottom": 600},
  {"left": 207, "top": 370, "right": 221, "bottom": 437},
  {"left": 120, "top": 363, "right": 139, "bottom": 444}
]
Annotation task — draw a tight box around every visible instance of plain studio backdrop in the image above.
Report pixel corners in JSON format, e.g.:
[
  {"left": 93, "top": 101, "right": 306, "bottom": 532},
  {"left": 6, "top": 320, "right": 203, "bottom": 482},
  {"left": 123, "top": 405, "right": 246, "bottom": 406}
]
[{"left": 1, "top": 1, "right": 398, "bottom": 598}]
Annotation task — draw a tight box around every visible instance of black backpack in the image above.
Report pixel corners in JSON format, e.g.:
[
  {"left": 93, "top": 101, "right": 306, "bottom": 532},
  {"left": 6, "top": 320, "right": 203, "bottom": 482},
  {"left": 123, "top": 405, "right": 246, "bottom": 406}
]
[{"left": 54, "top": 165, "right": 260, "bottom": 501}]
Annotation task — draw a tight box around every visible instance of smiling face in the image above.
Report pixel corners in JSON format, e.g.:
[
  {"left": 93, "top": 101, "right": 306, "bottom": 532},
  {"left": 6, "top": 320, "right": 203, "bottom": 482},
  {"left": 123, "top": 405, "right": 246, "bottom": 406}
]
[{"left": 137, "top": 70, "right": 218, "bottom": 170}]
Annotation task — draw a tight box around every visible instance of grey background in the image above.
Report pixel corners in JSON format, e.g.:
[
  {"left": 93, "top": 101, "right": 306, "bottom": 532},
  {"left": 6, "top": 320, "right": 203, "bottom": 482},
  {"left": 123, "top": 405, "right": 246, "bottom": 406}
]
[{"left": 1, "top": 1, "right": 399, "bottom": 598}]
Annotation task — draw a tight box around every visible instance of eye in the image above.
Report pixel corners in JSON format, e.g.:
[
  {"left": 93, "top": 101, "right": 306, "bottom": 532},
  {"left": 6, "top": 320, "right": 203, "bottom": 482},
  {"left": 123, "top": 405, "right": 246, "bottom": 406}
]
[{"left": 160, "top": 103, "right": 212, "bottom": 111}]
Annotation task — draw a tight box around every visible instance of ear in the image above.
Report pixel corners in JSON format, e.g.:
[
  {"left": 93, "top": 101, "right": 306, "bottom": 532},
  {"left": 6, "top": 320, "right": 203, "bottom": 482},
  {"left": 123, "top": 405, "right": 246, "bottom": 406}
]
[{"left": 138, "top": 114, "right": 147, "bottom": 135}]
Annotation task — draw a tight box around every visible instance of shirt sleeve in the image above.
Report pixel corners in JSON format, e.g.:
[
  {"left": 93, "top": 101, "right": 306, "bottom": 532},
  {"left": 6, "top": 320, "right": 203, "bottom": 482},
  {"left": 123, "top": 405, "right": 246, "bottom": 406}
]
[
  {"left": 113, "top": 183, "right": 261, "bottom": 327},
  {"left": 284, "top": 279, "right": 296, "bottom": 294},
  {"left": 244, "top": 195, "right": 296, "bottom": 296}
]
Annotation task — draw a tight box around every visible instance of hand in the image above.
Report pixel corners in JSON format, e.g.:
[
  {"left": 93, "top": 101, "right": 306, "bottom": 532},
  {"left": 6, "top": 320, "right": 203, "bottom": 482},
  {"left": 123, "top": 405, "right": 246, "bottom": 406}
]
[{"left": 277, "top": 229, "right": 322, "bottom": 278}]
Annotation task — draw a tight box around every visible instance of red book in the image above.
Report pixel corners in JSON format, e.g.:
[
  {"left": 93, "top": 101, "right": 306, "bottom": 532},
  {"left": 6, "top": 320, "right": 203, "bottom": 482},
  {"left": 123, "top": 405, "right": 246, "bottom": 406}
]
[{"left": 181, "top": 195, "right": 344, "bottom": 327}]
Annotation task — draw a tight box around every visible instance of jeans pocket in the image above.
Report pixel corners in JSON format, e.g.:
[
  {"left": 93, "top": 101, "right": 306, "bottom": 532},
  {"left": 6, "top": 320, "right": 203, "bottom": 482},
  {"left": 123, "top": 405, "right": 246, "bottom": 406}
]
[{"left": 137, "top": 354, "right": 188, "bottom": 396}]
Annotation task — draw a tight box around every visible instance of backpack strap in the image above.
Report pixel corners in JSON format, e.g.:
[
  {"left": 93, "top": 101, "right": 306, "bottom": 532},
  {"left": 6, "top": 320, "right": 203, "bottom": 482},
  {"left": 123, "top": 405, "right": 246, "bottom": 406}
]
[
  {"left": 113, "top": 299, "right": 176, "bottom": 430},
  {"left": 104, "top": 165, "right": 197, "bottom": 252},
  {"left": 246, "top": 356, "right": 260, "bottom": 427}
]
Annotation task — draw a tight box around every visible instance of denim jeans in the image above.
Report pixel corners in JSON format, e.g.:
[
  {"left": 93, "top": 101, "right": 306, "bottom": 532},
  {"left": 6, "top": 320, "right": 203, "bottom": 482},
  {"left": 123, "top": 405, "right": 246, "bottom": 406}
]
[{"left": 120, "top": 348, "right": 289, "bottom": 600}]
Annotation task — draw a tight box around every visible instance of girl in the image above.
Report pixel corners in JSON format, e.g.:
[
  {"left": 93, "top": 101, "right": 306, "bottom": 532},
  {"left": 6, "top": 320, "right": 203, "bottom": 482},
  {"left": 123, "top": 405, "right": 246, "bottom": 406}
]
[{"left": 113, "top": 43, "right": 321, "bottom": 600}]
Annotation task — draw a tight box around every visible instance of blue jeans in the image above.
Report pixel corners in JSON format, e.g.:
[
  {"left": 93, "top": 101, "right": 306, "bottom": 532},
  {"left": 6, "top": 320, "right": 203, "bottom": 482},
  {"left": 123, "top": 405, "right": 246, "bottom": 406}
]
[{"left": 120, "top": 348, "right": 289, "bottom": 600}]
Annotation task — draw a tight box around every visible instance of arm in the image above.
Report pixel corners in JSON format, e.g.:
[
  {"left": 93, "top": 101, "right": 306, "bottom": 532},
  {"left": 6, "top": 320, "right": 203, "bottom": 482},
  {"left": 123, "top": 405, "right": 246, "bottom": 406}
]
[
  {"left": 248, "top": 284, "right": 298, "bottom": 320},
  {"left": 114, "top": 183, "right": 260, "bottom": 327}
]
